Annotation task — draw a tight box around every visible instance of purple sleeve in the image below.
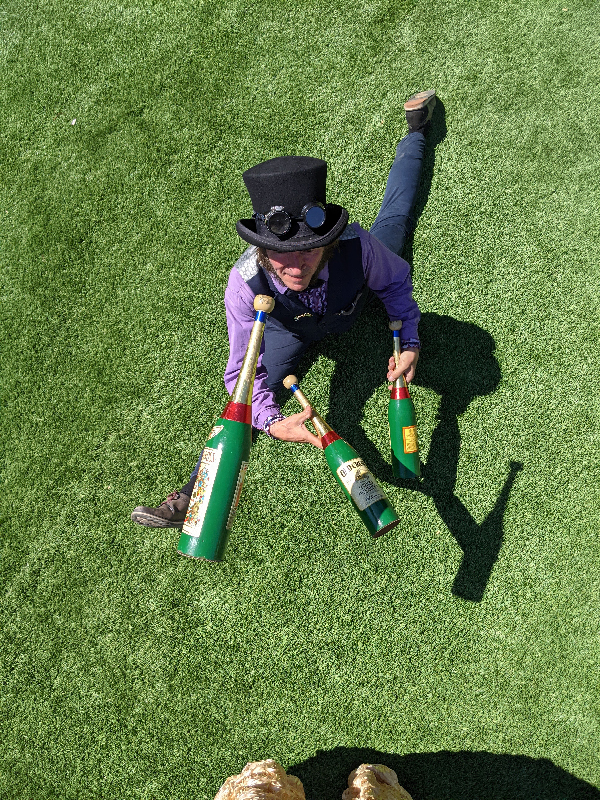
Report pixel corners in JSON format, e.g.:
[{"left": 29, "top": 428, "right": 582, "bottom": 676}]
[
  {"left": 356, "top": 224, "right": 421, "bottom": 341},
  {"left": 224, "top": 269, "right": 283, "bottom": 430}
]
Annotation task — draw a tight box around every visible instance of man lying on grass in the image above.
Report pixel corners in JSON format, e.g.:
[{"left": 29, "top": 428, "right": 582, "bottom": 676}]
[{"left": 131, "top": 90, "right": 436, "bottom": 528}]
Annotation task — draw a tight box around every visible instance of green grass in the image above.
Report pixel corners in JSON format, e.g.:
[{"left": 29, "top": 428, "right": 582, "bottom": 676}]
[{"left": 1, "top": 0, "right": 599, "bottom": 798}]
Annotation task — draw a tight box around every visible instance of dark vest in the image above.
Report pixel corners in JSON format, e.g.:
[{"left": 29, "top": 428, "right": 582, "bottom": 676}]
[{"left": 245, "top": 235, "right": 367, "bottom": 344}]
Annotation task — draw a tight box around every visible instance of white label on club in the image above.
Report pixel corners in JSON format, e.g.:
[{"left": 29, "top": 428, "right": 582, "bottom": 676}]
[
  {"left": 182, "top": 447, "right": 222, "bottom": 535},
  {"left": 226, "top": 461, "right": 249, "bottom": 530},
  {"left": 336, "top": 458, "right": 385, "bottom": 511},
  {"left": 207, "top": 425, "right": 224, "bottom": 441}
]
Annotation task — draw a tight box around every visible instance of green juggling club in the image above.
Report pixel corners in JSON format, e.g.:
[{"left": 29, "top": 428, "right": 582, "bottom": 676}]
[
  {"left": 388, "top": 321, "right": 420, "bottom": 479},
  {"left": 177, "top": 294, "right": 275, "bottom": 561},
  {"left": 283, "top": 375, "right": 400, "bottom": 538}
]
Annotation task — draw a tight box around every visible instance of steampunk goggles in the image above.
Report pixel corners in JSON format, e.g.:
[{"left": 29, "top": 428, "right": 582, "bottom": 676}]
[{"left": 253, "top": 202, "right": 327, "bottom": 236}]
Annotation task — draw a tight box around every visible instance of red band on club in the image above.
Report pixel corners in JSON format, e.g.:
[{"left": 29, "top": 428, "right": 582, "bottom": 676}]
[
  {"left": 390, "top": 387, "right": 410, "bottom": 400},
  {"left": 221, "top": 401, "right": 252, "bottom": 424},
  {"left": 322, "top": 431, "right": 341, "bottom": 448}
]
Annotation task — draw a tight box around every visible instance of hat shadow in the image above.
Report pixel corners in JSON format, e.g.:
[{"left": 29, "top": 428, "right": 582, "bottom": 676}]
[
  {"left": 288, "top": 747, "right": 600, "bottom": 800},
  {"left": 299, "top": 307, "right": 522, "bottom": 603}
]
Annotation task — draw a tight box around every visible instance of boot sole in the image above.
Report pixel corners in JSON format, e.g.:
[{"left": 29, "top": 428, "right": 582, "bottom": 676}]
[
  {"left": 404, "top": 89, "right": 436, "bottom": 111},
  {"left": 130, "top": 510, "right": 184, "bottom": 529}
]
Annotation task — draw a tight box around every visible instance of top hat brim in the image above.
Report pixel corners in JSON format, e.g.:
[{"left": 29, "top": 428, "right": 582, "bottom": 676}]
[{"left": 236, "top": 204, "right": 349, "bottom": 252}]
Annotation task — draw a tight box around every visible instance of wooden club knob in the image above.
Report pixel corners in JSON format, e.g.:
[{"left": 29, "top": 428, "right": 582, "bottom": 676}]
[
  {"left": 283, "top": 374, "right": 298, "bottom": 390},
  {"left": 254, "top": 294, "right": 275, "bottom": 313},
  {"left": 389, "top": 320, "right": 403, "bottom": 331}
]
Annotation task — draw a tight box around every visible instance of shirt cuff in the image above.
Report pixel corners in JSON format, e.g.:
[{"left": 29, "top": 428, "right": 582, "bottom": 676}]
[
  {"left": 263, "top": 413, "right": 287, "bottom": 438},
  {"left": 254, "top": 403, "right": 284, "bottom": 432},
  {"left": 400, "top": 337, "right": 421, "bottom": 351}
]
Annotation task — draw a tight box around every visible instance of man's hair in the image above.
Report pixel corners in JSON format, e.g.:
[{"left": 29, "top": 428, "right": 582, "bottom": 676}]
[{"left": 257, "top": 240, "right": 339, "bottom": 288}]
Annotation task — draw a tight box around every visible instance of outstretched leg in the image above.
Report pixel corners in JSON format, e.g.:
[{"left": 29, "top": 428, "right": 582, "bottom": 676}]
[
  {"left": 369, "top": 90, "right": 435, "bottom": 256},
  {"left": 369, "top": 131, "right": 427, "bottom": 256}
]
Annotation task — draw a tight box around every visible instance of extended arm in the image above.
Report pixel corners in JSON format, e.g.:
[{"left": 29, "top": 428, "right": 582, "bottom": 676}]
[
  {"left": 357, "top": 224, "right": 421, "bottom": 382},
  {"left": 224, "top": 271, "right": 322, "bottom": 447},
  {"left": 224, "top": 272, "right": 282, "bottom": 430}
]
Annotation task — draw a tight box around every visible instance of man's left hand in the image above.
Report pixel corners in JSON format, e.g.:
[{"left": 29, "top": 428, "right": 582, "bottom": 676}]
[{"left": 387, "top": 349, "right": 419, "bottom": 384}]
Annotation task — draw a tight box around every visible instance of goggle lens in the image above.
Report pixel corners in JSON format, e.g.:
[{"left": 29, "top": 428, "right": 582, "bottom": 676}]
[
  {"left": 303, "top": 204, "right": 326, "bottom": 229},
  {"left": 267, "top": 210, "right": 291, "bottom": 235}
]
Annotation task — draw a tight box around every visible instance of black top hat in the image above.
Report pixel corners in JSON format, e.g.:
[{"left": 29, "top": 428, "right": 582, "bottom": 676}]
[{"left": 236, "top": 156, "right": 348, "bottom": 252}]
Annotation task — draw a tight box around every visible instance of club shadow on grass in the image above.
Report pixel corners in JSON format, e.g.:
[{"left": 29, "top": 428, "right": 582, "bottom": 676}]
[
  {"left": 289, "top": 308, "right": 523, "bottom": 603},
  {"left": 288, "top": 747, "right": 600, "bottom": 800}
]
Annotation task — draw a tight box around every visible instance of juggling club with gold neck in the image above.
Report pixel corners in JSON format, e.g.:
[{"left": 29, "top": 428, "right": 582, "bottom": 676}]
[
  {"left": 388, "top": 321, "right": 420, "bottom": 479},
  {"left": 177, "top": 294, "right": 275, "bottom": 561},
  {"left": 283, "top": 375, "right": 400, "bottom": 538}
]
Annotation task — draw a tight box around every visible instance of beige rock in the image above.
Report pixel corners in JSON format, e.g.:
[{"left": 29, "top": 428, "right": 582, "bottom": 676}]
[
  {"left": 215, "top": 759, "right": 305, "bottom": 800},
  {"left": 342, "top": 764, "right": 413, "bottom": 800}
]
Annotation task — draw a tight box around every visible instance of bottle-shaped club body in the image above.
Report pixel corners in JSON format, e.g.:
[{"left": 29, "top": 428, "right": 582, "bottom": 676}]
[
  {"left": 177, "top": 294, "right": 275, "bottom": 561},
  {"left": 388, "top": 321, "right": 420, "bottom": 479},
  {"left": 283, "top": 375, "right": 400, "bottom": 538}
]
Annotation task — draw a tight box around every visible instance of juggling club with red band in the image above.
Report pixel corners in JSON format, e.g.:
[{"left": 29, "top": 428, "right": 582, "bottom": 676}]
[
  {"left": 283, "top": 375, "right": 400, "bottom": 538},
  {"left": 177, "top": 294, "right": 275, "bottom": 561},
  {"left": 388, "top": 321, "right": 420, "bottom": 479}
]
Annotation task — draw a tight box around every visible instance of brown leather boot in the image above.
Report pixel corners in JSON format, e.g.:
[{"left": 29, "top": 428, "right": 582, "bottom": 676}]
[
  {"left": 131, "top": 491, "right": 190, "bottom": 528},
  {"left": 404, "top": 89, "right": 437, "bottom": 133}
]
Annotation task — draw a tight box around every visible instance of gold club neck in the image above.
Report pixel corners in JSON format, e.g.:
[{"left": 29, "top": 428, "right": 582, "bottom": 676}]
[
  {"left": 231, "top": 295, "right": 275, "bottom": 405},
  {"left": 284, "top": 377, "right": 334, "bottom": 437},
  {"left": 392, "top": 332, "right": 408, "bottom": 390},
  {"left": 230, "top": 319, "right": 265, "bottom": 405}
]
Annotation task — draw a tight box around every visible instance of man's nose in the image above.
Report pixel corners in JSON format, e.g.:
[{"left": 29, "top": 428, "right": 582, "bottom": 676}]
[{"left": 286, "top": 252, "right": 302, "bottom": 269}]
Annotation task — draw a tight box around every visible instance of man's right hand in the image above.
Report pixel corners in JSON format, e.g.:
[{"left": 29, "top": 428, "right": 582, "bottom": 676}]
[{"left": 268, "top": 407, "right": 323, "bottom": 448}]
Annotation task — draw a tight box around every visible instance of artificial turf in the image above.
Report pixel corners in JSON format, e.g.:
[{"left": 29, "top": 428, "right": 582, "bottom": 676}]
[{"left": 1, "top": 0, "right": 599, "bottom": 798}]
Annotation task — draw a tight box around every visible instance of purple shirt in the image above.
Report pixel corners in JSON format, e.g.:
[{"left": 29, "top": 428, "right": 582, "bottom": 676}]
[{"left": 224, "top": 223, "right": 421, "bottom": 430}]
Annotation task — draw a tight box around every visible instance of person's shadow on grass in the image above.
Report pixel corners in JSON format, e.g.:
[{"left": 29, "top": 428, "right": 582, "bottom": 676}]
[
  {"left": 287, "top": 97, "right": 522, "bottom": 602},
  {"left": 295, "top": 307, "right": 522, "bottom": 604},
  {"left": 288, "top": 747, "right": 600, "bottom": 800}
]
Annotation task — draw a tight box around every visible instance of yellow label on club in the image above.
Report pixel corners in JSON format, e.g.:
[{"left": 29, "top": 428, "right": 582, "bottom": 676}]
[
  {"left": 226, "top": 461, "right": 249, "bottom": 530},
  {"left": 402, "top": 425, "right": 418, "bottom": 454},
  {"left": 336, "top": 458, "right": 385, "bottom": 511},
  {"left": 182, "top": 447, "right": 222, "bottom": 535}
]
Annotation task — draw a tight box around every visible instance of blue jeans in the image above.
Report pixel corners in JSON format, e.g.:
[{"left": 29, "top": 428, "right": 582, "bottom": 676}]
[
  {"left": 186, "top": 132, "right": 426, "bottom": 486},
  {"left": 369, "top": 130, "right": 426, "bottom": 255}
]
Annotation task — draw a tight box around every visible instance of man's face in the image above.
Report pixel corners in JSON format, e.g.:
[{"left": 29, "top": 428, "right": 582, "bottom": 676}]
[{"left": 265, "top": 247, "right": 325, "bottom": 292}]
